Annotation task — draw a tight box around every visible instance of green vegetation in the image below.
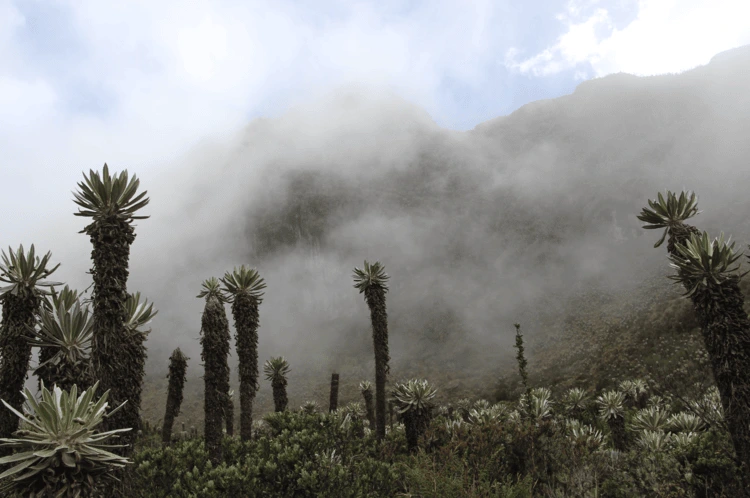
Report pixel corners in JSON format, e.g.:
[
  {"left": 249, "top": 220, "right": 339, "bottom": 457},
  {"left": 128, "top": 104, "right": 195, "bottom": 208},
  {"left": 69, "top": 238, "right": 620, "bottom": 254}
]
[
  {"left": 161, "top": 348, "right": 188, "bottom": 446},
  {"left": 119, "top": 291, "right": 156, "bottom": 451},
  {"left": 225, "top": 389, "right": 235, "bottom": 436},
  {"left": 639, "top": 190, "right": 750, "bottom": 484},
  {"left": 123, "top": 382, "right": 747, "bottom": 497},
  {"left": 329, "top": 372, "right": 340, "bottom": 412},
  {"left": 513, "top": 322, "right": 531, "bottom": 416},
  {"left": 30, "top": 285, "right": 92, "bottom": 392},
  {"left": 73, "top": 163, "right": 150, "bottom": 456},
  {"left": 222, "top": 266, "right": 266, "bottom": 441},
  {"left": 4, "top": 165, "right": 750, "bottom": 496},
  {"left": 597, "top": 390, "right": 627, "bottom": 451},
  {"left": 0, "top": 382, "right": 130, "bottom": 497},
  {"left": 360, "top": 380, "right": 376, "bottom": 429},
  {"left": 263, "top": 356, "right": 290, "bottom": 412},
  {"left": 353, "top": 260, "right": 391, "bottom": 441},
  {"left": 0, "top": 245, "right": 60, "bottom": 446},
  {"left": 198, "top": 278, "right": 232, "bottom": 463},
  {"left": 391, "top": 379, "right": 437, "bottom": 453}
]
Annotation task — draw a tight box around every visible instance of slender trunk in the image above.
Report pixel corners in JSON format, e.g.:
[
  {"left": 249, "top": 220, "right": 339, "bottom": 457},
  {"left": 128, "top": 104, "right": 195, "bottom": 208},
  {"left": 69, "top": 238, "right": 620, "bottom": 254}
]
[
  {"left": 36, "top": 346, "right": 55, "bottom": 390},
  {"left": 570, "top": 407, "right": 583, "bottom": 422},
  {"left": 362, "top": 389, "right": 376, "bottom": 429},
  {"left": 0, "top": 293, "right": 40, "bottom": 449},
  {"left": 225, "top": 394, "right": 234, "bottom": 436},
  {"left": 365, "top": 287, "right": 389, "bottom": 440},
  {"left": 403, "top": 410, "right": 431, "bottom": 453},
  {"left": 329, "top": 373, "right": 339, "bottom": 412},
  {"left": 232, "top": 294, "right": 260, "bottom": 441},
  {"left": 388, "top": 400, "right": 394, "bottom": 430},
  {"left": 636, "top": 392, "right": 649, "bottom": 410},
  {"left": 272, "top": 379, "right": 288, "bottom": 412},
  {"left": 608, "top": 417, "right": 627, "bottom": 452}
]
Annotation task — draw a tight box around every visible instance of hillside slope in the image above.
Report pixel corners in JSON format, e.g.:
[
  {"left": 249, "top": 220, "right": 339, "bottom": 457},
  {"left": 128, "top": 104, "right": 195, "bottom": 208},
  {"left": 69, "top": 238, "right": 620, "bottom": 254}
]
[{"left": 140, "top": 45, "right": 750, "bottom": 428}]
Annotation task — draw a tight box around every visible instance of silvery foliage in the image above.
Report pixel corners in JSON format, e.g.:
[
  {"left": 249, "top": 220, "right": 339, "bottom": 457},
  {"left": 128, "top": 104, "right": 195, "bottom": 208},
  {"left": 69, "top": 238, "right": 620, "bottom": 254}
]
[{"left": 629, "top": 406, "right": 671, "bottom": 433}]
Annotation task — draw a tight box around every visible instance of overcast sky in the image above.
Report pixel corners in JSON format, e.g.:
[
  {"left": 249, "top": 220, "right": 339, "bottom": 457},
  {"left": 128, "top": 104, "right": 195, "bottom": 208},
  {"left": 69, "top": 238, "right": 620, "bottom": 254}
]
[{"left": 2, "top": 0, "right": 749, "bottom": 263}]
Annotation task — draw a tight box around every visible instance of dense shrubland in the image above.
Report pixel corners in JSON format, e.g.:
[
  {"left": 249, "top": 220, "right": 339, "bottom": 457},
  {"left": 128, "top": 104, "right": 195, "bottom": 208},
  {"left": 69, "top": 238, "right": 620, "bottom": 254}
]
[
  {"left": 0, "top": 164, "right": 749, "bottom": 497},
  {"left": 126, "top": 382, "right": 744, "bottom": 497}
]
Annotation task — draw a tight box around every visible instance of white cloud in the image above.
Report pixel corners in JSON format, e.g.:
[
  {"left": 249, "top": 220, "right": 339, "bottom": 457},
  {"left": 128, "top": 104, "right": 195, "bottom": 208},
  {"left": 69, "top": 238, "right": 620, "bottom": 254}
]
[
  {"left": 2, "top": 0, "right": 749, "bottom": 248},
  {"left": 506, "top": 0, "right": 750, "bottom": 78},
  {"left": 0, "top": 0, "right": 504, "bottom": 159},
  {"left": 176, "top": 16, "right": 228, "bottom": 82},
  {"left": 0, "top": 76, "right": 58, "bottom": 126},
  {"left": 0, "top": 0, "right": 512, "bottom": 245}
]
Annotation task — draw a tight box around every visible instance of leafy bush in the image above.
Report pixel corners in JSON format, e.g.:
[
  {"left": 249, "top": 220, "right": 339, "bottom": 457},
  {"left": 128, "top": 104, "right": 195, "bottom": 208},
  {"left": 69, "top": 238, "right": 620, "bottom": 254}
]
[
  {"left": 131, "top": 410, "right": 404, "bottom": 497},
  {"left": 128, "top": 383, "right": 749, "bottom": 497}
]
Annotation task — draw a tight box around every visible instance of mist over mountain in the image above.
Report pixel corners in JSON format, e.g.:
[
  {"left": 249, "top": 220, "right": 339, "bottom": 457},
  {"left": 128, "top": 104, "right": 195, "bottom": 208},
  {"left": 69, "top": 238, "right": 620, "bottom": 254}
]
[{"left": 28, "top": 45, "right": 750, "bottom": 419}]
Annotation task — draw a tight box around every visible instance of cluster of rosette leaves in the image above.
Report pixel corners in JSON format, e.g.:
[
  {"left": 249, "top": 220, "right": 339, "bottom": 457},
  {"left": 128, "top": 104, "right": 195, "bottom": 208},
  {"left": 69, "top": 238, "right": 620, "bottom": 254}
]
[{"left": 0, "top": 382, "right": 130, "bottom": 497}]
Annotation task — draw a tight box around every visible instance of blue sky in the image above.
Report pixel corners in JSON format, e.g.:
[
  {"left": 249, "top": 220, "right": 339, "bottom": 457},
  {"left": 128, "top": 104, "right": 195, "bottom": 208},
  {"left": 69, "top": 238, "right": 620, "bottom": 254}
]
[
  {"left": 1, "top": 0, "right": 749, "bottom": 244},
  {"left": 6, "top": 0, "right": 643, "bottom": 130}
]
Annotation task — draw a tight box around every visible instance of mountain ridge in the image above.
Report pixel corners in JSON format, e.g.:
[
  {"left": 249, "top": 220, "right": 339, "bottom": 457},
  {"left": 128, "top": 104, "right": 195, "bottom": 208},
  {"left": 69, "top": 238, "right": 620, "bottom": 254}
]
[{"left": 137, "top": 44, "right": 750, "bottom": 428}]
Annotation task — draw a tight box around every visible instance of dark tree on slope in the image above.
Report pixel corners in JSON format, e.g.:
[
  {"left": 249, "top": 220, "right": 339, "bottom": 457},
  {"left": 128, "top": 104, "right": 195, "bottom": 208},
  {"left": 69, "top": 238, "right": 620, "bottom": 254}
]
[
  {"left": 353, "top": 260, "right": 390, "bottom": 441},
  {"left": 73, "top": 163, "right": 149, "bottom": 449},
  {"left": 198, "top": 278, "right": 231, "bottom": 461},
  {"left": 638, "top": 190, "right": 750, "bottom": 480},
  {"left": 264, "top": 356, "right": 290, "bottom": 412},
  {"left": 329, "top": 373, "right": 339, "bottom": 413},
  {"left": 221, "top": 266, "right": 266, "bottom": 441},
  {"left": 29, "top": 287, "right": 94, "bottom": 393},
  {"left": 359, "top": 380, "right": 376, "bottom": 430},
  {"left": 161, "top": 347, "right": 189, "bottom": 446},
  {"left": 0, "top": 245, "right": 60, "bottom": 448}
]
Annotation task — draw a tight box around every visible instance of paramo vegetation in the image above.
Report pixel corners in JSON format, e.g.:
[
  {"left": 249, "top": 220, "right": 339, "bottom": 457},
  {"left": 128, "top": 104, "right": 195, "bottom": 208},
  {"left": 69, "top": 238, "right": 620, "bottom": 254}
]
[{"left": 0, "top": 165, "right": 749, "bottom": 497}]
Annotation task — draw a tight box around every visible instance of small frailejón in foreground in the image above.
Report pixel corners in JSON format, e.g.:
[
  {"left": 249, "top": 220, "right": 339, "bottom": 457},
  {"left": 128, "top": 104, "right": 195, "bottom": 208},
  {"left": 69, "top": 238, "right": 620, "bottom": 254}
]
[{"left": 0, "top": 382, "right": 130, "bottom": 498}]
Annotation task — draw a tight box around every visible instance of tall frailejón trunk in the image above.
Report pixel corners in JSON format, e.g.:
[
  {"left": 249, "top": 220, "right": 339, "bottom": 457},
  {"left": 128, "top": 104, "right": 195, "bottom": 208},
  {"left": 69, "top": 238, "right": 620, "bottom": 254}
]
[
  {"left": 118, "top": 328, "right": 147, "bottom": 452},
  {"left": 365, "top": 286, "right": 389, "bottom": 440},
  {"left": 667, "top": 222, "right": 750, "bottom": 479},
  {"left": 161, "top": 348, "right": 188, "bottom": 446},
  {"left": 329, "top": 373, "right": 339, "bottom": 413},
  {"left": 272, "top": 379, "right": 288, "bottom": 412},
  {"left": 233, "top": 293, "right": 260, "bottom": 441},
  {"left": 73, "top": 164, "right": 150, "bottom": 464},
  {"left": 36, "top": 346, "right": 55, "bottom": 391},
  {"left": 608, "top": 417, "right": 627, "bottom": 452},
  {"left": 388, "top": 400, "right": 394, "bottom": 430},
  {"left": 690, "top": 276, "right": 750, "bottom": 479},
  {"left": 362, "top": 388, "right": 375, "bottom": 429},
  {"left": 86, "top": 216, "right": 136, "bottom": 444},
  {"left": 201, "top": 296, "right": 231, "bottom": 463},
  {"left": 0, "top": 293, "right": 40, "bottom": 446},
  {"left": 215, "top": 308, "right": 231, "bottom": 440},
  {"left": 225, "top": 393, "right": 234, "bottom": 436}
]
